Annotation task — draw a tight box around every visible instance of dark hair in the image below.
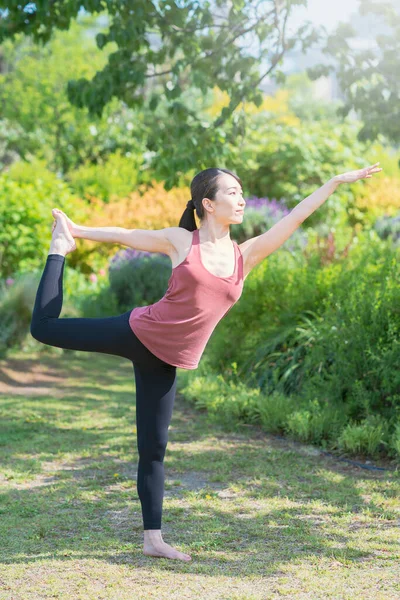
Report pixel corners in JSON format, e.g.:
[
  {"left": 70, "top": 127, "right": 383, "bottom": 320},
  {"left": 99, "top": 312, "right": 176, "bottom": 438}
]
[{"left": 178, "top": 167, "right": 242, "bottom": 231}]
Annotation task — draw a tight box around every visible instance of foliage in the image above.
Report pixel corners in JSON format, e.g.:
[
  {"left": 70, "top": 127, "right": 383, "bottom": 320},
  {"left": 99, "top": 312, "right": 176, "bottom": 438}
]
[
  {"left": 308, "top": 0, "right": 400, "bottom": 145},
  {"left": 337, "top": 414, "right": 392, "bottom": 457},
  {"left": 298, "top": 241, "right": 400, "bottom": 424},
  {"left": 108, "top": 248, "right": 171, "bottom": 312},
  {"left": 84, "top": 178, "right": 190, "bottom": 233},
  {"left": 0, "top": 159, "right": 87, "bottom": 278},
  {"left": 348, "top": 176, "right": 400, "bottom": 228},
  {"left": 283, "top": 72, "right": 345, "bottom": 123},
  {"left": 228, "top": 117, "right": 376, "bottom": 229},
  {"left": 65, "top": 149, "right": 142, "bottom": 203},
  {"left": 0, "top": 271, "right": 39, "bottom": 356},
  {"left": 202, "top": 229, "right": 400, "bottom": 459},
  {"left": 179, "top": 355, "right": 399, "bottom": 460},
  {"left": 60, "top": 264, "right": 120, "bottom": 318},
  {"left": 0, "top": 118, "right": 26, "bottom": 171},
  {"left": 0, "top": 17, "right": 148, "bottom": 175},
  {"left": 374, "top": 212, "right": 400, "bottom": 246},
  {"left": 204, "top": 85, "right": 301, "bottom": 128},
  {"left": 57, "top": 177, "right": 190, "bottom": 272},
  {"left": 0, "top": 1, "right": 325, "bottom": 187}
]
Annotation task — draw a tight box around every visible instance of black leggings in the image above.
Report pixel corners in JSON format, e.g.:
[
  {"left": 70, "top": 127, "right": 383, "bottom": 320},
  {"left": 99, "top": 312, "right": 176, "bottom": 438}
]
[{"left": 30, "top": 254, "right": 177, "bottom": 531}]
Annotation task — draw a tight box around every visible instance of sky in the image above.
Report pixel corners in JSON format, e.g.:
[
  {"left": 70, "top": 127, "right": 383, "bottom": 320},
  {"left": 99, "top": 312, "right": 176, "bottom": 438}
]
[{"left": 288, "top": 0, "right": 360, "bottom": 34}]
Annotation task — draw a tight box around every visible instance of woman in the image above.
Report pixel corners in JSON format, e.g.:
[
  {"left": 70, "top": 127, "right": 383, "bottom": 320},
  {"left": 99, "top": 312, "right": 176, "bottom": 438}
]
[{"left": 30, "top": 163, "right": 382, "bottom": 561}]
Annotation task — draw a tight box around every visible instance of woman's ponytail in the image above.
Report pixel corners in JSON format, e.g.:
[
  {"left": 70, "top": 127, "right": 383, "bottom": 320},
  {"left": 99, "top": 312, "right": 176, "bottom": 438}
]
[{"left": 178, "top": 198, "right": 198, "bottom": 231}]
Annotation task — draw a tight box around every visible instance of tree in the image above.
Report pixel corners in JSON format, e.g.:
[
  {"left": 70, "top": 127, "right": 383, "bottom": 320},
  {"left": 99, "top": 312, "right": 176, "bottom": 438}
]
[
  {"left": 0, "top": 16, "right": 148, "bottom": 174},
  {"left": 0, "top": 0, "right": 323, "bottom": 186},
  {"left": 307, "top": 0, "right": 400, "bottom": 147}
]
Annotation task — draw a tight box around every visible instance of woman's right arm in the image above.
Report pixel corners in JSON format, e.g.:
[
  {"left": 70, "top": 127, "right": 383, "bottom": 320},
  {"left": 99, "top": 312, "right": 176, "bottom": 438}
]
[
  {"left": 75, "top": 224, "right": 176, "bottom": 256},
  {"left": 74, "top": 225, "right": 126, "bottom": 244},
  {"left": 53, "top": 209, "right": 178, "bottom": 255}
]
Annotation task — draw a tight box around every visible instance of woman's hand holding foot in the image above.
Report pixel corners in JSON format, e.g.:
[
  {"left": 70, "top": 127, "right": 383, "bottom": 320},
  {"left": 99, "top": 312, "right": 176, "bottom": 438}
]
[
  {"left": 51, "top": 208, "right": 80, "bottom": 238},
  {"left": 49, "top": 209, "right": 77, "bottom": 257}
]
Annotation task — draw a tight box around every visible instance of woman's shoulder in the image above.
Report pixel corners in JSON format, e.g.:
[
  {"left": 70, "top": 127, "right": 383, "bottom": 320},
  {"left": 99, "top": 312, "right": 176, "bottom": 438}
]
[
  {"left": 165, "top": 227, "right": 194, "bottom": 264},
  {"left": 165, "top": 227, "right": 193, "bottom": 251}
]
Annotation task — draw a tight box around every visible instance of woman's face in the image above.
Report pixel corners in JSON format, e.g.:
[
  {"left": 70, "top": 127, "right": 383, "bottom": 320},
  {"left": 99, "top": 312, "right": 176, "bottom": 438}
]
[
  {"left": 203, "top": 174, "right": 246, "bottom": 223},
  {"left": 217, "top": 173, "right": 246, "bottom": 221}
]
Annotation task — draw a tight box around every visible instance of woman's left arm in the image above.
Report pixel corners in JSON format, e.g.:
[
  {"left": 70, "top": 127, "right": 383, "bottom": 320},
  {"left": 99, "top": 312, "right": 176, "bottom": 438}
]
[
  {"left": 241, "top": 163, "right": 383, "bottom": 274},
  {"left": 292, "top": 162, "right": 383, "bottom": 223}
]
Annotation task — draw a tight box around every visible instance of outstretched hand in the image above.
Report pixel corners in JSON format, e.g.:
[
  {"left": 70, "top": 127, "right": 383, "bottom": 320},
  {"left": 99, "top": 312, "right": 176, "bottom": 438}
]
[{"left": 334, "top": 162, "right": 383, "bottom": 184}]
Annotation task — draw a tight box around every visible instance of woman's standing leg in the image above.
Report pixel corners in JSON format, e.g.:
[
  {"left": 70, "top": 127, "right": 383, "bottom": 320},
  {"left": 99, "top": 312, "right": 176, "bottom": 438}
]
[{"left": 134, "top": 362, "right": 191, "bottom": 561}]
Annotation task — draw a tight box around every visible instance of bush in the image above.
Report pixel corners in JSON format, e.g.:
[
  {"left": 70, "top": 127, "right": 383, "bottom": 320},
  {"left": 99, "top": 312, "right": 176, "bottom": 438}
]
[
  {"left": 0, "top": 259, "right": 122, "bottom": 357},
  {"left": 298, "top": 238, "right": 400, "bottom": 426},
  {"left": 0, "top": 159, "right": 88, "bottom": 278},
  {"left": 199, "top": 226, "right": 400, "bottom": 460},
  {"left": 373, "top": 212, "right": 400, "bottom": 247},
  {"left": 229, "top": 118, "right": 371, "bottom": 230},
  {"left": 0, "top": 118, "right": 25, "bottom": 171},
  {"left": 65, "top": 150, "right": 142, "bottom": 203},
  {"left": 108, "top": 248, "right": 172, "bottom": 312},
  {"left": 337, "top": 414, "right": 391, "bottom": 459},
  {"left": 83, "top": 178, "right": 191, "bottom": 233},
  {"left": 348, "top": 176, "right": 400, "bottom": 228},
  {"left": 59, "top": 263, "right": 120, "bottom": 318},
  {"left": 0, "top": 271, "right": 39, "bottom": 356}
]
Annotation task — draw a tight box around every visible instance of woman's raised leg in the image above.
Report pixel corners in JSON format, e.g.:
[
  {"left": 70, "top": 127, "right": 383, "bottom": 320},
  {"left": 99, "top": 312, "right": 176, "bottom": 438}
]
[
  {"left": 30, "top": 253, "right": 137, "bottom": 360},
  {"left": 31, "top": 210, "right": 144, "bottom": 361}
]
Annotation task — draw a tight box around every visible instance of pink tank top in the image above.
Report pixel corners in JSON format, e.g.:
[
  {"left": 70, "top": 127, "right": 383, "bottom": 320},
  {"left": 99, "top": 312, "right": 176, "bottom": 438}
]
[{"left": 128, "top": 228, "right": 244, "bottom": 369}]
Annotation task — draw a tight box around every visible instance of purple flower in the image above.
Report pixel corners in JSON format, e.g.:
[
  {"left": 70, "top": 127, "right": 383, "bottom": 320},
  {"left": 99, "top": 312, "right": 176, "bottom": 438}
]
[
  {"left": 109, "top": 247, "right": 152, "bottom": 271},
  {"left": 89, "top": 273, "right": 98, "bottom": 283},
  {"left": 245, "top": 195, "right": 290, "bottom": 219},
  {"left": 6, "top": 278, "right": 15, "bottom": 286}
]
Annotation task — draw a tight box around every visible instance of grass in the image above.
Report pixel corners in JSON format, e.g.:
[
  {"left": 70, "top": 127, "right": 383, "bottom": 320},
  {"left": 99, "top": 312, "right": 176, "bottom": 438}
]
[{"left": 0, "top": 347, "right": 399, "bottom": 600}]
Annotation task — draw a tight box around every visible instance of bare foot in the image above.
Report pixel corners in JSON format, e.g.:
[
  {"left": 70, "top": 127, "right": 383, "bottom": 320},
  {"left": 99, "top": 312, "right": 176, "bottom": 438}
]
[
  {"left": 143, "top": 535, "right": 192, "bottom": 561},
  {"left": 49, "top": 209, "right": 77, "bottom": 257}
]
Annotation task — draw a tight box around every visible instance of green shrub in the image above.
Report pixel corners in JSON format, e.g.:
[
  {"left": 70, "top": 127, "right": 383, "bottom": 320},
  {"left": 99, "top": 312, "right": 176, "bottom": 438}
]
[
  {"left": 0, "top": 159, "right": 86, "bottom": 279},
  {"left": 388, "top": 421, "right": 400, "bottom": 458},
  {"left": 65, "top": 150, "right": 142, "bottom": 203},
  {"left": 230, "top": 118, "right": 372, "bottom": 230},
  {"left": 374, "top": 212, "right": 400, "bottom": 247},
  {"left": 0, "top": 271, "right": 39, "bottom": 356},
  {"left": 60, "top": 264, "right": 120, "bottom": 318},
  {"left": 298, "top": 237, "right": 400, "bottom": 425},
  {"left": 0, "top": 260, "right": 121, "bottom": 356},
  {"left": 200, "top": 227, "right": 400, "bottom": 460},
  {"left": 178, "top": 356, "right": 262, "bottom": 431},
  {"left": 284, "top": 398, "right": 348, "bottom": 445},
  {"left": 108, "top": 248, "right": 172, "bottom": 312},
  {"left": 0, "top": 118, "right": 24, "bottom": 171},
  {"left": 337, "top": 414, "right": 391, "bottom": 459},
  {"left": 253, "top": 390, "right": 298, "bottom": 434}
]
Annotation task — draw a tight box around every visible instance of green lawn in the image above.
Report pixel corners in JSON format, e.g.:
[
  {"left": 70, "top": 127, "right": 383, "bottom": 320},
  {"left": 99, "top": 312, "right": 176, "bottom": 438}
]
[{"left": 0, "top": 349, "right": 399, "bottom": 600}]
